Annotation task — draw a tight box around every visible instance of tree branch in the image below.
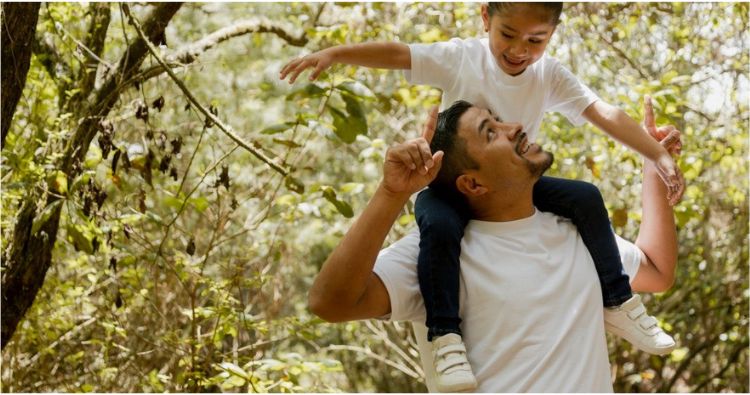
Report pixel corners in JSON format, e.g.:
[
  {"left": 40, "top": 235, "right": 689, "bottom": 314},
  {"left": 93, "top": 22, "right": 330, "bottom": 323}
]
[
  {"left": 662, "top": 334, "right": 721, "bottom": 391},
  {"left": 1, "top": 2, "right": 41, "bottom": 149},
  {"left": 89, "top": 3, "right": 182, "bottom": 124},
  {"left": 692, "top": 340, "right": 749, "bottom": 392},
  {"left": 132, "top": 18, "right": 309, "bottom": 84},
  {"left": 79, "top": 2, "right": 112, "bottom": 98},
  {"left": 31, "top": 35, "right": 64, "bottom": 82},
  {"left": 124, "top": 6, "right": 294, "bottom": 180},
  {"left": 177, "top": 18, "right": 307, "bottom": 64},
  {"left": 586, "top": 14, "right": 651, "bottom": 81},
  {"left": 63, "top": 2, "right": 182, "bottom": 173},
  {"left": 324, "top": 344, "right": 422, "bottom": 380}
]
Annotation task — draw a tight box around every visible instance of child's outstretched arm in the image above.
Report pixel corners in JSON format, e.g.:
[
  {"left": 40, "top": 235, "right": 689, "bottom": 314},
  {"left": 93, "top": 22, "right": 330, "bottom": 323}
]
[
  {"left": 583, "top": 97, "right": 685, "bottom": 206},
  {"left": 280, "top": 42, "right": 411, "bottom": 83}
]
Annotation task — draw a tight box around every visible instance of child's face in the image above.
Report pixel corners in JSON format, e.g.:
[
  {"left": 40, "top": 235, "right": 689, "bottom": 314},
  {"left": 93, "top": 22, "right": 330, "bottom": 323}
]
[{"left": 481, "top": 4, "right": 557, "bottom": 76}]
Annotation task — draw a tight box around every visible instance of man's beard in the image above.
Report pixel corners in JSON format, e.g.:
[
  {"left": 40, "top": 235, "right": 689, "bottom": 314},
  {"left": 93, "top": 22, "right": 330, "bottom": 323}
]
[{"left": 525, "top": 151, "right": 554, "bottom": 178}]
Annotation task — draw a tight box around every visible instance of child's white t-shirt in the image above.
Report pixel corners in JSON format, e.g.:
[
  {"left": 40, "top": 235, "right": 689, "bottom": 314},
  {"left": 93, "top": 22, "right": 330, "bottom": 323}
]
[
  {"left": 405, "top": 37, "right": 599, "bottom": 142},
  {"left": 373, "top": 210, "right": 643, "bottom": 392}
]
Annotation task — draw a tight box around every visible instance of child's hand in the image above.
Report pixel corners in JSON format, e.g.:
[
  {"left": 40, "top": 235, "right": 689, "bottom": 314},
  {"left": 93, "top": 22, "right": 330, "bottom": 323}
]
[
  {"left": 644, "top": 96, "right": 685, "bottom": 206},
  {"left": 280, "top": 48, "right": 335, "bottom": 84}
]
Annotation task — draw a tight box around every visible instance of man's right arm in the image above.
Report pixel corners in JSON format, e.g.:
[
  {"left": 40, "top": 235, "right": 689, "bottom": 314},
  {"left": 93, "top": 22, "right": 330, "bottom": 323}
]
[
  {"left": 280, "top": 42, "right": 411, "bottom": 83},
  {"left": 308, "top": 108, "right": 443, "bottom": 322},
  {"left": 308, "top": 185, "right": 415, "bottom": 322}
]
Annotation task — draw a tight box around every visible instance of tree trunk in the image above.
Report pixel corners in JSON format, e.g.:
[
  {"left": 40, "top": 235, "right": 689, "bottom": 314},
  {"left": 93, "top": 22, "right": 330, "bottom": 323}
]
[
  {"left": 1, "top": 3, "right": 183, "bottom": 350},
  {"left": 1, "top": 2, "right": 41, "bottom": 149}
]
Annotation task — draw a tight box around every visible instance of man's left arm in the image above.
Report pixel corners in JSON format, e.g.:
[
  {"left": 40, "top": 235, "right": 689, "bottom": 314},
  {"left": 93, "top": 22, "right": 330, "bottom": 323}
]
[{"left": 629, "top": 97, "right": 682, "bottom": 292}]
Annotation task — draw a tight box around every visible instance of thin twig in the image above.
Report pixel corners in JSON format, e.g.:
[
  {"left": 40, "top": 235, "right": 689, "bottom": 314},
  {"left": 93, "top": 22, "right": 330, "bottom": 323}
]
[
  {"left": 324, "top": 344, "right": 422, "bottom": 379},
  {"left": 692, "top": 340, "right": 749, "bottom": 392},
  {"left": 23, "top": 316, "right": 98, "bottom": 368},
  {"left": 586, "top": 13, "right": 651, "bottom": 81},
  {"left": 124, "top": 5, "right": 290, "bottom": 178},
  {"left": 364, "top": 320, "right": 424, "bottom": 377}
]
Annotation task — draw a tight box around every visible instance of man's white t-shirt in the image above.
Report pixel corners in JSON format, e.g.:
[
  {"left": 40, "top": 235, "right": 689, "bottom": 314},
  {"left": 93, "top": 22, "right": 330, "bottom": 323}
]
[
  {"left": 405, "top": 37, "right": 600, "bottom": 142},
  {"left": 373, "top": 209, "right": 643, "bottom": 392}
]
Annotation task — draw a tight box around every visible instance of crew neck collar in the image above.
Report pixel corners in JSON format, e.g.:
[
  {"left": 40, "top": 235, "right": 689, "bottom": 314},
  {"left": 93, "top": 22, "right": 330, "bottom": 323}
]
[{"left": 467, "top": 208, "right": 540, "bottom": 233}]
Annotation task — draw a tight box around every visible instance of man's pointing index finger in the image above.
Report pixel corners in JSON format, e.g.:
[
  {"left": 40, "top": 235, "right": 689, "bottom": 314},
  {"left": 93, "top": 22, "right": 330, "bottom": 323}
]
[{"left": 422, "top": 106, "right": 439, "bottom": 143}]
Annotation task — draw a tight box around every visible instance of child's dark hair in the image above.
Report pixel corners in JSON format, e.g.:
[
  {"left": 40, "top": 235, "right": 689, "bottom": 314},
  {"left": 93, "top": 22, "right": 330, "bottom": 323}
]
[
  {"left": 487, "top": 2, "right": 563, "bottom": 25},
  {"left": 429, "top": 100, "right": 479, "bottom": 197}
]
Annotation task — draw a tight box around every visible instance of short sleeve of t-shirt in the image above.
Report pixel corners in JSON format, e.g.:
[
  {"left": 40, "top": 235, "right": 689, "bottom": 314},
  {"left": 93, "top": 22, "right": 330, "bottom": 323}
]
[
  {"left": 374, "top": 228, "right": 645, "bottom": 322},
  {"left": 372, "top": 230, "right": 426, "bottom": 322},
  {"left": 546, "top": 58, "right": 600, "bottom": 126},
  {"left": 403, "top": 39, "right": 465, "bottom": 92},
  {"left": 615, "top": 234, "right": 644, "bottom": 282}
]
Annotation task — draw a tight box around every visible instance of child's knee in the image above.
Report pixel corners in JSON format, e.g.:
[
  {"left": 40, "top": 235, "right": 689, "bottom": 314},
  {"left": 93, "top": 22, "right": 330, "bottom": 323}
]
[{"left": 575, "top": 181, "right": 605, "bottom": 208}]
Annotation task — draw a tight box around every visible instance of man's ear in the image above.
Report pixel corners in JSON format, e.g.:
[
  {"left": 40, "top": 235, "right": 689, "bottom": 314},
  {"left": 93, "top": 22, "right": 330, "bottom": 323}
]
[
  {"left": 456, "top": 174, "right": 488, "bottom": 197},
  {"left": 481, "top": 4, "right": 490, "bottom": 32}
]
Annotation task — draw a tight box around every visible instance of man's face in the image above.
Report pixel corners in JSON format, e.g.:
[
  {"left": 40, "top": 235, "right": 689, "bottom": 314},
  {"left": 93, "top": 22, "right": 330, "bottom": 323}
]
[
  {"left": 481, "top": 4, "right": 556, "bottom": 76},
  {"left": 458, "top": 106, "right": 553, "bottom": 188}
]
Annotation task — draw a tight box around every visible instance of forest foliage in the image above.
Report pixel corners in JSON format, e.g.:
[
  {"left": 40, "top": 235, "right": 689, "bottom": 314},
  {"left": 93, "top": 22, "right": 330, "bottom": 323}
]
[{"left": 1, "top": 2, "right": 748, "bottom": 392}]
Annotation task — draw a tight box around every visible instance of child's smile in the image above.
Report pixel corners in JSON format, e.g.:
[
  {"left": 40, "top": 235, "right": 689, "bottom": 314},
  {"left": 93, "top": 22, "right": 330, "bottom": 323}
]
[{"left": 482, "top": 4, "right": 557, "bottom": 76}]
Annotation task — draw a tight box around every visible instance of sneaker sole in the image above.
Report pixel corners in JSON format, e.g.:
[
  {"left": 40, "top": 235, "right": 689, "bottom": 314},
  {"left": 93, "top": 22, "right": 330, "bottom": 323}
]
[
  {"left": 437, "top": 381, "right": 478, "bottom": 393},
  {"left": 605, "top": 322, "right": 676, "bottom": 355}
]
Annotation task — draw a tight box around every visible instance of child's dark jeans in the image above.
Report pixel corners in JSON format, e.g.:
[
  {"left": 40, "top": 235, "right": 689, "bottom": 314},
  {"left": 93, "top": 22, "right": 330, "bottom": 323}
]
[{"left": 415, "top": 176, "right": 633, "bottom": 341}]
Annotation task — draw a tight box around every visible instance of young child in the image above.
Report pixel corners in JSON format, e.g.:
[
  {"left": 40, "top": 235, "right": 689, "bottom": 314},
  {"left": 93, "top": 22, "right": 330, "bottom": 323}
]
[{"left": 281, "top": 3, "right": 684, "bottom": 392}]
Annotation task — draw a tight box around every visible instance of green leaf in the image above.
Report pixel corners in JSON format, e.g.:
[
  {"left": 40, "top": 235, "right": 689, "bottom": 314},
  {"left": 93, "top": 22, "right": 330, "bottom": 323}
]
[
  {"left": 285, "top": 83, "right": 326, "bottom": 101},
  {"left": 285, "top": 176, "right": 305, "bottom": 194},
  {"left": 336, "top": 81, "right": 375, "bottom": 99},
  {"left": 69, "top": 172, "right": 93, "bottom": 195},
  {"left": 47, "top": 170, "right": 68, "bottom": 195},
  {"left": 322, "top": 186, "right": 354, "bottom": 218},
  {"left": 329, "top": 106, "right": 355, "bottom": 143},
  {"left": 339, "top": 182, "right": 364, "bottom": 194},
  {"left": 328, "top": 96, "right": 367, "bottom": 144},
  {"left": 260, "top": 122, "right": 296, "bottom": 135},
  {"left": 190, "top": 196, "right": 209, "bottom": 213},
  {"left": 163, "top": 195, "right": 183, "bottom": 210},
  {"left": 84, "top": 145, "right": 103, "bottom": 169},
  {"left": 343, "top": 94, "right": 365, "bottom": 120},
  {"left": 32, "top": 199, "right": 63, "bottom": 235},
  {"left": 218, "top": 362, "right": 249, "bottom": 380},
  {"left": 272, "top": 138, "right": 302, "bottom": 148},
  {"left": 67, "top": 223, "right": 94, "bottom": 254}
]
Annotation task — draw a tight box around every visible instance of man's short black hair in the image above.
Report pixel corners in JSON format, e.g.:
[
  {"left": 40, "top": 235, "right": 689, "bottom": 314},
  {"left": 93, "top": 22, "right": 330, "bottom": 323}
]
[
  {"left": 487, "top": 2, "right": 563, "bottom": 25},
  {"left": 429, "top": 100, "right": 479, "bottom": 198}
]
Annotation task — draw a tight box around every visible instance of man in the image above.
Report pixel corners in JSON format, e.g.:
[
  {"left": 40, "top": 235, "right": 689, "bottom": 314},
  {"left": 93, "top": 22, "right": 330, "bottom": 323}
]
[{"left": 309, "top": 99, "right": 680, "bottom": 392}]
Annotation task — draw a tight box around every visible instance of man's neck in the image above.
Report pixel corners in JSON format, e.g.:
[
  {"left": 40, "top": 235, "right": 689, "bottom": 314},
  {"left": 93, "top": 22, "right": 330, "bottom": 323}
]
[{"left": 468, "top": 188, "right": 536, "bottom": 222}]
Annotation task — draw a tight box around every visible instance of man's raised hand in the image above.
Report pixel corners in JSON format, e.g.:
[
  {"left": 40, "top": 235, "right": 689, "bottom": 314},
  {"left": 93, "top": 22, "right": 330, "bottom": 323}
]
[
  {"left": 644, "top": 96, "right": 685, "bottom": 206},
  {"left": 381, "top": 106, "right": 444, "bottom": 198}
]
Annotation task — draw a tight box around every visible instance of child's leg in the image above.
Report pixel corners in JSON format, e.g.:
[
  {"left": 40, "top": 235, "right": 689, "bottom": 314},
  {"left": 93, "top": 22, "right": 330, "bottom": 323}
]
[
  {"left": 532, "top": 176, "right": 632, "bottom": 307},
  {"left": 415, "top": 188, "right": 471, "bottom": 341}
]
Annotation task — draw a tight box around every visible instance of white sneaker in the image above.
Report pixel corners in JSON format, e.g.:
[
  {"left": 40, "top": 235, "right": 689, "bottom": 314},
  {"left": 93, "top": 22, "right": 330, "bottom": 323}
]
[
  {"left": 604, "top": 294, "right": 676, "bottom": 355},
  {"left": 431, "top": 333, "right": 477, "bottom": 392}
]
